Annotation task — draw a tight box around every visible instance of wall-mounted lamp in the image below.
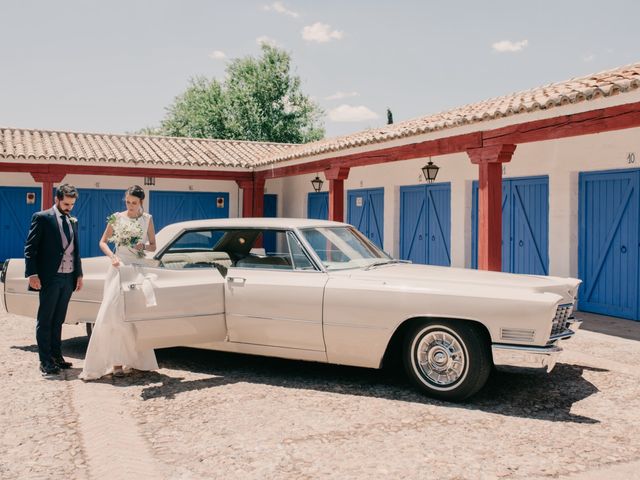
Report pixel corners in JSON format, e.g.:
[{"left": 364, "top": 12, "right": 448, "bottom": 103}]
[
  {"left": 421, "top": 158, "right": 440, "bottom": 183},
  {"left": 144, "top": 177, "right": 156, "bottom": 186},
  {"left": 311, "top": 174, "right": 324, "bottom": 192}
]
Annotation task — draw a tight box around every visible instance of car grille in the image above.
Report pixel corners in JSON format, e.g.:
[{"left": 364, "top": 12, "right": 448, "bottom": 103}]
[{"left": 551, "top": 303, "right": 574, "bottom": 336}]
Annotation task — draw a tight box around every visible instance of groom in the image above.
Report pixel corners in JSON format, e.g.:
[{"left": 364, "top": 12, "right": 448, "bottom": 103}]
[{"left": 24, "top": 184, "right": 83, "bottom": 376}]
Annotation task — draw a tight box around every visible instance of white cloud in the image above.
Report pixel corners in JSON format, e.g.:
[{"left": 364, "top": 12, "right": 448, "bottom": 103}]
[
  {"left": 302, "top": 22, "right": 343, "bottom": 43},
  {"left": 209, "top": 50, "right": 226, "bottom": 60},
  {"left": 582, "top": 53, "right": 596, "bottom": 62},
  {"left": 256, "top": 35, "right": 279, "bottom": 47},
  {"left": 325, "top": 91, "right": 359, "bottom": 100},
  {"left": 263, "top": 2, "right": 299, "bottom": 18},
  {"left": 328, "top": 104, "right": 379, "bottom": 122},
  {"left": 492, "top": 39, "right": 528, "bottom": 53}
]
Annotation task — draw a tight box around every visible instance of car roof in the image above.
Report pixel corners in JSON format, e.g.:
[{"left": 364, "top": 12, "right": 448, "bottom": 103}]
[{"left": 155, "top": 217, "right": 348, "bottom": 250}]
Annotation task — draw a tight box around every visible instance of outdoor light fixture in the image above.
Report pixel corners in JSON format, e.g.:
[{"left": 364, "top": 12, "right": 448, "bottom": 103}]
[
  {"left": 144, "top": 176, "right": 156, "bottom": 186},
  {"left": 311, "top": 174, "right": 324, "bottom": 192},
  {"left": 421, "top": 158, "right": 440, "bottom": 183}
]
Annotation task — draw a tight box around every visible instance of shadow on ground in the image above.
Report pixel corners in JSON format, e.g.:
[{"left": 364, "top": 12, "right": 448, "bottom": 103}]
[
  {"left": 14, "top": 334, "right": 601, "bottom": 424},
  {"left": 578, "top": 311, "right": 640, "bottom": 342}
]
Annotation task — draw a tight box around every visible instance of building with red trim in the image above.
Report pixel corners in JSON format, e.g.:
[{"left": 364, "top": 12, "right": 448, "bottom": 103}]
[{"left": 2, "top": 62, "right": 640, "bottom": 319}]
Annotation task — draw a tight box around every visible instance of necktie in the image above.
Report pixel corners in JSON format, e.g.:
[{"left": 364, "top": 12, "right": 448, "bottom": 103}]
[{"left": 61, "top": 215, "right": 72, "bottom": 244}]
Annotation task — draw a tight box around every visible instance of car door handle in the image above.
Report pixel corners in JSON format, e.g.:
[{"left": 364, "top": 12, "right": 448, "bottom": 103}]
[{"left": 227, "top": 277, "right": 246, "bottom": 285}]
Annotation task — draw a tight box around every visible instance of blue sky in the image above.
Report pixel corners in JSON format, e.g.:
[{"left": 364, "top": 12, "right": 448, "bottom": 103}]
[{"left": 1, "top": 0, "right": 638, "bottom": 139}]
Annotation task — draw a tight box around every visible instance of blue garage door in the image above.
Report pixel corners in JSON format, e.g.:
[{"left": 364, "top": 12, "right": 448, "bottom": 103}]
[
  {"left": 347, "top": 188, "right": 384, "bottom": 249},
  {"left": 400, "top": 183, "right": 451, "bottom": 266},
  {"left": 472, "top": 176, "right": 549, "bottom": 274},
  {"left": 67, "top": 188, "right": 124, "bottom": 258},
  {"left": 263, "top": 194, "right": 278, "bottom": 253},
  {"left": 0, "top": 186, "right": 42, "bottom": 262},
  {"left": 579, "top": 169, "right": 639, "bottom": 320},
  {"left": 307, "top": 192, "right": 328, "bottom": 220},
  {"left": 264, "top": 194, "right": 277, "bottom": 218},
  {"left": 150, "top": 191, "right": 230, "bottom": 231}
]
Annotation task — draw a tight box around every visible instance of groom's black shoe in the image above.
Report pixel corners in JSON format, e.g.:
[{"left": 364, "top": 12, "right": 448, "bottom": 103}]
[
  {"left": 40, "top": 362, "right": 60, "bottom": 376},
  {"left": 52, "top": 357, "right": 73, "bottom": 369}
]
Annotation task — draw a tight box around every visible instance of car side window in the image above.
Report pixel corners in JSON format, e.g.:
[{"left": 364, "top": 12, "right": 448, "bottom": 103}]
[
  {"left": 287, "top": 231, "right": 316, "bottom": 270},
  {"left": 235, "top": 230, "right": 304, "bottom": 270},
  {"left": 158, "top": 229, "right": 231, "bottom": 275}
]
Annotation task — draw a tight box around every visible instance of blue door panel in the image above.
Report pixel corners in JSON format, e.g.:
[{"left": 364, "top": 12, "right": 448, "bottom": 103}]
[
  {"left": 367, "top": 189, "right": 385, "bottom": 248},
  {"left": 347, "top": 188, "right": 384, "bottom": 249},
  {"left": 400, "top": 184, "right": 451, "bottom": 266},
  {"left": 399, "top": 186, "right": 426, "bottom": 264},
  {"left": 263, "top": 194, "right": 277, "bottom": 218},
  {"left": 347, "top": 190, "right": 368, "bottom": 233},
  {"left": 307, "top": 192, "right": 328, "bottom": 220},
  {"left": 471, "top": 176, "right": 548, "bottom": 275},
  {"left": 511, "top": 180, "right": 548, "bottom": 275},
  {"left": 263, "top": 194, "right": 278, "bottom": 253},
  {"left": 0, "top": 186, "right": 42, "bottom": 262},
  {"left": 427, "top": 185, "right": 451, "bottom": 266},
  {"left": 578, "top": 170, "right": 639, "bottom": 320},
  {"left": 72, "top": 188, "right": 124, "bottom": 258},
  {"left": 150, "top": 191, "right": 230, "bottom": 232},
  {"left": 502, "top": 186, "right": 510, "bottom": 272}
]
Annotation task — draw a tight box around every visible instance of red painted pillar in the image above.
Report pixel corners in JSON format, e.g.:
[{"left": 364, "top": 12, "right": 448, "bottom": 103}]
[
  {"left": 31, "top": 172, "right": 66, "bottom": 209},
  {"left": 236, "top": 180, "right": 254, "bottom": 218},
  {"left": 467, "top": 144, "right": 516, "bottom": 271},
  {"left": 325, "top": 167, "right": 350, "bottom": 222},
  {"left": 253, "top": 176, "right": 266, "bottom": 218},
  {"left": 236, "top": 176, "right": 266, "bottom": 217}
]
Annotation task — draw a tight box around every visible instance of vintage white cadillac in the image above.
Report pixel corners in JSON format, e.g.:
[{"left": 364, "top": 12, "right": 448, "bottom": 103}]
[{"left": 1, "top": 218, "right": 581, "bottom": 401}]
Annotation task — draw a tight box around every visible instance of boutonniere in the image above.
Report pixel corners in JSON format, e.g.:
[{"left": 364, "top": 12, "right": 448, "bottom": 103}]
[{"left": 69, "top": 216, "right": 78, "bottom": 224}]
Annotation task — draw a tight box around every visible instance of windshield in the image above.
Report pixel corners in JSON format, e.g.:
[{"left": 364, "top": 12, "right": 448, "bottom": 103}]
[{"left": 300, "top": 226, "right": 393, "bottom": 271}]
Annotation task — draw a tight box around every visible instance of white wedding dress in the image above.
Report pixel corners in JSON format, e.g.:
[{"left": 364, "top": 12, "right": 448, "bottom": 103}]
[{"left": 80, "top": 212, "right": 158, "bottom": 380}]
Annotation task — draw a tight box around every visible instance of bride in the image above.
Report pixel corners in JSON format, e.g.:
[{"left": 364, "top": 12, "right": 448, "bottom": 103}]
[{"left": 80, "top": 185, "right": 159, "bottom": 380}]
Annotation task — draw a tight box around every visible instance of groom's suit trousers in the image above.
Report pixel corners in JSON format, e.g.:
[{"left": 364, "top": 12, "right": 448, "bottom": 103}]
[{"left": 36, "top": 273, "right": 74, "bottom": 364}]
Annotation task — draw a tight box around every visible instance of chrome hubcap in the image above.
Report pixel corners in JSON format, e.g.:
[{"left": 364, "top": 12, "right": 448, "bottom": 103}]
[{"left": 416, "top": 330, "right": 466, "bottom": 386}]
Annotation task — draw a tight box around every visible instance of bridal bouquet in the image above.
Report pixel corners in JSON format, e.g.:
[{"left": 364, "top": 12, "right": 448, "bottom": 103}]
[{"left": 107, "top": 214, "right": 145, "bottom": 258}]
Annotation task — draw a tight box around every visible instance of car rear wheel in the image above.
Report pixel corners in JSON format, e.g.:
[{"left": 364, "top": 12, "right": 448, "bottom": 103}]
[{"left": 403, "top": 320, "right": 491, "bottom": 402}]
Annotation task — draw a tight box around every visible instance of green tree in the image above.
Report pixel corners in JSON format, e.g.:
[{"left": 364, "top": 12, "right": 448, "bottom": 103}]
[{"left": 158, "top": 44, "right": 324, "bottom": 143}]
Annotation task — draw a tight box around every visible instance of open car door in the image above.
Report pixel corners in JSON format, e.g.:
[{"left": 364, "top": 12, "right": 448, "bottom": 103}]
[{"left": 118, "top": 265, "right": 227, "bottom": 350}]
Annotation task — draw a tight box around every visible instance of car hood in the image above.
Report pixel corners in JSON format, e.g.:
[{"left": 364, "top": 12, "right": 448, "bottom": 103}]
[{"left": 332, "top": 263, "right": 581, "bottom": 303}]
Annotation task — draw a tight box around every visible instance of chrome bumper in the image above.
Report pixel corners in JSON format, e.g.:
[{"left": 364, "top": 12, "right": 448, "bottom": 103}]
[
  {"left": 492, "top": 317, "right": 582, "bottom": 373},
  {"left": 492, "top": 344, "right": 562, "bottom": 372}
]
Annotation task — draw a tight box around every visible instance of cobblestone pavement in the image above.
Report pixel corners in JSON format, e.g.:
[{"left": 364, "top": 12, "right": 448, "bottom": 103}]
[{"left": 1, "top": 308, "right": 639, "bottom": 480}]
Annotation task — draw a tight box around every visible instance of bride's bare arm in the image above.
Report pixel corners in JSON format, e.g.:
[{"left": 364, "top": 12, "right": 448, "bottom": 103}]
[
  {"left": 99, "top": 224, "right": 119, "bottom": 266},
  {"left": 145, "top": 217, "right": 157, "bottom": 252}
]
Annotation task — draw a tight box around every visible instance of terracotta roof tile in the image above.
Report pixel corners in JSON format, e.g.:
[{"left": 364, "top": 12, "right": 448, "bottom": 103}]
[{"left": 0, "top": 128, "right": 297, "bottom": 168}]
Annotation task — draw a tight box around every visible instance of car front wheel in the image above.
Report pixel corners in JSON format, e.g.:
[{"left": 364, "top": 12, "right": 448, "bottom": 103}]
[{"left": 403, "top": 320, "right": 491, "bottom": 402}]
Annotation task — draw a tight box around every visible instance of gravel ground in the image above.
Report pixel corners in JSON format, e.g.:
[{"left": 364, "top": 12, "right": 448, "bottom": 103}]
[{"left": 1, "top": 308, "right": 639, "bottom": 480}]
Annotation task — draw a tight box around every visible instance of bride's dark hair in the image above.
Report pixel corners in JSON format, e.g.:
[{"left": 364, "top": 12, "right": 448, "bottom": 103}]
[{"left": 126, "top": 185, "right": 145, "bottom": 201}]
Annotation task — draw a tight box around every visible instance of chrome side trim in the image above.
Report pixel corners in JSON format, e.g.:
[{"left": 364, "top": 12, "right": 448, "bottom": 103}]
[
  {"left": 323, "top": 321, "right": 388, "bottom": 330},
  {"left": 228, "top": 313, "right": 320, "bottom": 325},
  {"left": 125, "top": 312, "right": 225, "bottom": 323},
  {"left": 492, "top": 343, "right": 562, "bottom": 373}
]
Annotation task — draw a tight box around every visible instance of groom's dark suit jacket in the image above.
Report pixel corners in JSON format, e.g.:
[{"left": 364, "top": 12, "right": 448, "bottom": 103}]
[{"left": 24, "top": 208, "right": 83, "bottom": 284}]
